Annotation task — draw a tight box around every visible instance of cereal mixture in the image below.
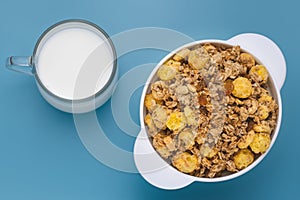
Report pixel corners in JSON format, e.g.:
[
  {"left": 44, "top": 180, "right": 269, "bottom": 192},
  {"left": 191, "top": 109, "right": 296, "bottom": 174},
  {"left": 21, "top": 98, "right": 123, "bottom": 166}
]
[{"left": 144, "top": 43, "right": 278, "bottom": 178}]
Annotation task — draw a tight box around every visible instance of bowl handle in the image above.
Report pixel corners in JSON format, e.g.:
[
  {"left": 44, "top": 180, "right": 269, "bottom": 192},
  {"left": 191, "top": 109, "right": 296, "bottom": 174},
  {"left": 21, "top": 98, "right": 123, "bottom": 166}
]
[
  {"left": 227, "top": 33, "right": 286, "bottom": 90},
  {"left": 134, "top": 128, "right": 194, "bottom": 190}
]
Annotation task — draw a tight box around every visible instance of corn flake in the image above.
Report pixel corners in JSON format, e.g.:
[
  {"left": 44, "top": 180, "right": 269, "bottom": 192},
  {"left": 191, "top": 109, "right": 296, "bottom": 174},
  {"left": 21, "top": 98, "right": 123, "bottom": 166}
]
[
  {"left": 172, "top": 152, "right": 198, "bottom": 173},
  {"left": 166, "top": 111, "right": 186, "bottom": 131},
  {"left": 233, "top": 149, "right": 254, "bottom": 170},
  {"left": 157, "top": 65, "right": 177, "bottom": 81},
  {"left": 250, "top": 133, "right": 271, "bottom": 154},
  {"left": 250, "top": 65, "right": 269, "bottom": 83},
  {"left": 232, "top": 77, "right": 253, "bottom": 98}
]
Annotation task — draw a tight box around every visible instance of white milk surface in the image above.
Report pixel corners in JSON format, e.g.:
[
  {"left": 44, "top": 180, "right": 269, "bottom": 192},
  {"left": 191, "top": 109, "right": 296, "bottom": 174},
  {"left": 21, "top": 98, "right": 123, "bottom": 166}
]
[{"left": 36, "top": 27, "right": 114, "bottom": 100}]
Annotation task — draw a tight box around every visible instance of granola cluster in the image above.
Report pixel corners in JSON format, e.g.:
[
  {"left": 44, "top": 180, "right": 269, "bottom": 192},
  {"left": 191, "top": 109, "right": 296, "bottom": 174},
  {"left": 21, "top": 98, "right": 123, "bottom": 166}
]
[{"left": 144, "top": 43, "right": 278, "bottom": 178}]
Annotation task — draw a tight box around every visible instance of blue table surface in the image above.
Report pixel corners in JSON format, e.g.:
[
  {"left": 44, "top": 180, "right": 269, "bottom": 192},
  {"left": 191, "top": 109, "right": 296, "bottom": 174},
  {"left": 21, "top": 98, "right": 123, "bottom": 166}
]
[{"left": 0, "top": 0, "right": 299, "bottom": 199}]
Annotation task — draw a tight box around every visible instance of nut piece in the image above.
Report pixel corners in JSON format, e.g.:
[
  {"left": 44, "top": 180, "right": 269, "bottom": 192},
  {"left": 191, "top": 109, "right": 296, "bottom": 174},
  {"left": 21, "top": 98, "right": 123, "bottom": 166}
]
[
  {"left": 157, "top": 65, "right": 177, "bottom": 81},
  {"left": 238, "top": 130, "right": 255, "bottom": 149},
  {"left": 232, "top": 77, "right": 253, "bottom": 98},
  {"left": 224, "top": 79, "right": 234, "bottom": 95},
  {"left": 198, "top": 93, "right": 208, "bottom": 105},
  {"left": 188, "top": 48, "right": 210, "bottom": 70},
  {"left": 152, "top": 106, "right": 168, "bottom": 130},
  {"left": 173, "top": 48, "right": 190, "bottom": 61},
  {"left": 240, "top": 53, "right": 255, "bottom": 67},
  {"left": 233, "top": 149, "right": 254, "bottom": 170},
  {"left": 249, "top": 65, "right": 269, "bottom": 83},
  {"left": 166, "top": 111, "right": 186, "bottom": 131},
  {"left": 172, "top": 152, "right": 198, "bottom": 173},
  {"left": 250, "top": 133, "right": 271, "bottom": 154}
]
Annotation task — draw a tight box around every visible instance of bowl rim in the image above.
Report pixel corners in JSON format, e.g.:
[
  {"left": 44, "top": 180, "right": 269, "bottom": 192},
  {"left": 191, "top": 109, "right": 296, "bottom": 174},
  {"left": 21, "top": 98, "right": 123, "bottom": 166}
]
[{"left": 138, "top": 39, "right": 282, "bottom": 182}]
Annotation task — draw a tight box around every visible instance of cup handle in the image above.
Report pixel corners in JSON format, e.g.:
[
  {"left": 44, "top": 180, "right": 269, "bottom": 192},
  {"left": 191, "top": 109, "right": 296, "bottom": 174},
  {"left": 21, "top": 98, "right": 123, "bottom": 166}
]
[
  {"left": 134, "top": 128, "right": 194, "bottom": 190},
  {"left": 6, "top": 56, "right": 34, "bottom": 76},
  {"left": 227, "top": 33, "right": 286, "bottom": 90}
]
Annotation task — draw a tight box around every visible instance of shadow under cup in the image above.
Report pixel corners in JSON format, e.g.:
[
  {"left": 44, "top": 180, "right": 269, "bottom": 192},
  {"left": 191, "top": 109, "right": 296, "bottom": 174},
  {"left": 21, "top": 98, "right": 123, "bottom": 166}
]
[{"left": 7, "top": 20, "right": 118, "bottom": 113}]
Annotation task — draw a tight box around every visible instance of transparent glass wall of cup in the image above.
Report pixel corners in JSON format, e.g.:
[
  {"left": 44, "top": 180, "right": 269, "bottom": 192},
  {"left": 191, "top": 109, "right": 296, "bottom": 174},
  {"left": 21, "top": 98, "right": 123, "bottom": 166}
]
[{"left": 6, "top": 20, "right": 118, "bottom": 113}]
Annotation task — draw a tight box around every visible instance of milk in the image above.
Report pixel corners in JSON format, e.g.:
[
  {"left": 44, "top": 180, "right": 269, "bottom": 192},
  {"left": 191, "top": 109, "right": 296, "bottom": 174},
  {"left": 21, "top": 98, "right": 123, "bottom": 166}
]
[{"left": 36, "top": 27, "right": 114, "bottom": 100}]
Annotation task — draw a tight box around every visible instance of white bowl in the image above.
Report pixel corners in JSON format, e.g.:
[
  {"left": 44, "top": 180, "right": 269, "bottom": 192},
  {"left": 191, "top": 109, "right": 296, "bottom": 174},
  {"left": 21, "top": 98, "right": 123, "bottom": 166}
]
[{"left": 134, "top": 33, "right": 286, "bottom": 190}]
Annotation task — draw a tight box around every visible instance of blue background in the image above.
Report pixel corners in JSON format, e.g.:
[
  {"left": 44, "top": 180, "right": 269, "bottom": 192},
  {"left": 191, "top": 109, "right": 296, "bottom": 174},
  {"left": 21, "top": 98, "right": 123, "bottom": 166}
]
[{"left": 0, "top": 0, "right": 299, "bottom": 199}]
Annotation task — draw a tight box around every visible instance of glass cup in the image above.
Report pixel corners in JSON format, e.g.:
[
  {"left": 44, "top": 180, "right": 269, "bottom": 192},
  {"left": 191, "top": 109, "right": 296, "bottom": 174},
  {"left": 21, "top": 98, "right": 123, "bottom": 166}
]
[{"left": 6, "top": 19, "right": 118, "bottom": 113}]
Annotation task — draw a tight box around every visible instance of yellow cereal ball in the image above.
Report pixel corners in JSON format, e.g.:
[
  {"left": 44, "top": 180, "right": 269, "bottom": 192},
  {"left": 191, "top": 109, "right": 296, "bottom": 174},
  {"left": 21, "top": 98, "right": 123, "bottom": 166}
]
[
  {"left": 152, "top": 106, "right": 168, "bottom": 130},
  {"left": 232, "top": 77, "right": 253, "bottom": 98},
  {"left": 178, "top": 129, "right": 195, "bottom": 150},
  {"left": 257, "top": 105, "right": 270, "bottom": 120},
  {"left": 157, "top": 65, "right": 177, "bottom": 81},
  {"left": 144, "top": 94, "right": 157, "bottom": 111},
  {"left": 249, "top": 65, "right": 269, "bottom": 83},
  {"left": 166, "top": 111, "right": 186, "bottom": 131},
  {"left": 172, "top": 152, "right": 198, "bottom": 173},
  {"left": 233, "top": 149, "right": 254, "bottom": 170},
  {"left": 188, "top": 48, "right": 210, "bottom": 70},
  {"left": 253, "top": 123, "right": 271, "bottom": 134},
  {"left": 173, "top": 48, "right": 190, "bottom": 61},
  {"left": 250, "top": 133, "right": 271, "bottom": 154},
  {"left": 238, "top": 130, "right": 255, "bottom": 149},
  {"left": 240, "top": 53, "right": 255, "bottom": 67}
]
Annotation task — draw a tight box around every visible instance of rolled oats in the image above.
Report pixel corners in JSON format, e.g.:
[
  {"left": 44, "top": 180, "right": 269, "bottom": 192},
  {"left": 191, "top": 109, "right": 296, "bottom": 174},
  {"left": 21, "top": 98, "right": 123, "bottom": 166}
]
[{"left": 238, "top": 130, "right": 255, "bottom": 149}]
